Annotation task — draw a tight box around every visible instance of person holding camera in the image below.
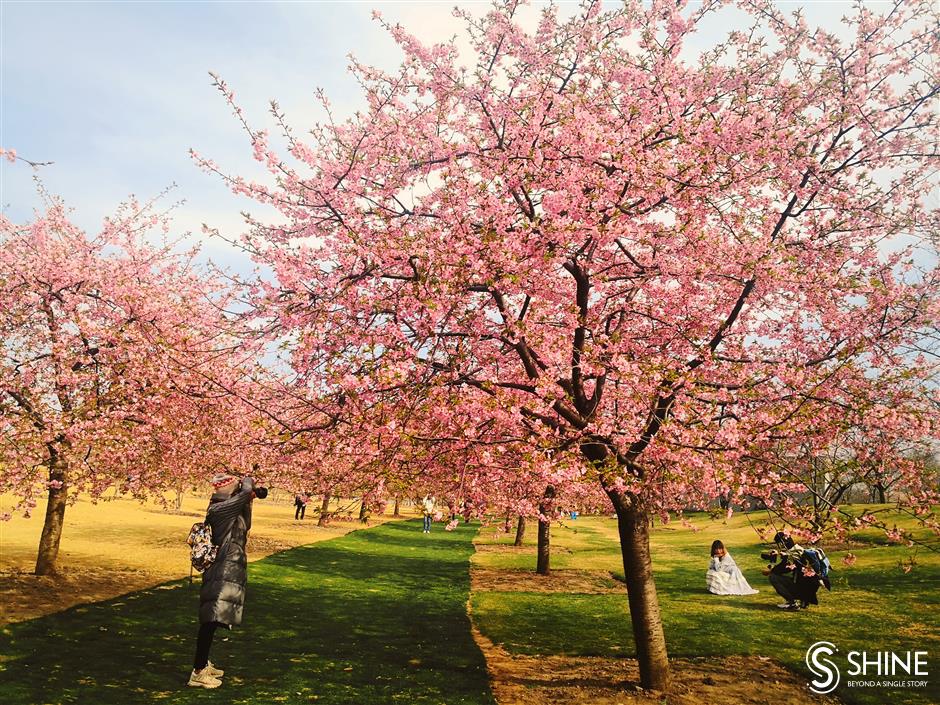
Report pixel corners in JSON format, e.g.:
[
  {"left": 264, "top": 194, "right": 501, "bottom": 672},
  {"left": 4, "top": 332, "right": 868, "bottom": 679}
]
[
  {"left": 761, "top": 532, "right": 819, "bottom": 611},
  {"left": 188, "top": 469, "right": 268, "bottom": 688}
]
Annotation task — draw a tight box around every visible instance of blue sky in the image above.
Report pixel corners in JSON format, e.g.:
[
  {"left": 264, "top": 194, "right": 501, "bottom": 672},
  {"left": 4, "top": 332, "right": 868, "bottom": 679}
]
[
  {"left": 2, "top": 1, "right": 439, "bottom": 273},
  {"left": 0, "top": 1, "right": 886, "bottom": 275}
]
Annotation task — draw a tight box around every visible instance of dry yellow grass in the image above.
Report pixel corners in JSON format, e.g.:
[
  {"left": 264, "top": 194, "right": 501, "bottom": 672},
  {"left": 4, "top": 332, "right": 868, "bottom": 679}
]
[{"left": 0, "top": 491, "right": 414, "bottom": 626}]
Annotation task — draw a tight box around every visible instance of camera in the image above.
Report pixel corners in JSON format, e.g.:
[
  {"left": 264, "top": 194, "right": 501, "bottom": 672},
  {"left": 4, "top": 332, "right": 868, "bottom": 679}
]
[
  {"left": 234, "top": 479, "right": 268, "bottom": 499},
  {"left": 247, "top": 463, "right": 267, "bottom": 499},
  {"left": 761, "top": 550, "right": 780, "bottom": 562}
]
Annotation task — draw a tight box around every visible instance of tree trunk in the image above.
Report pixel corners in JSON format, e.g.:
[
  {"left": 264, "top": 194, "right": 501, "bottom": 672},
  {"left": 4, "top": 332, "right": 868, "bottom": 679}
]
[
  {"left": 35, "top": 453, "right": 68, "bottom": 576},
  {"left": 536, "top": 518, "right": 550, "bottom": 574},
  {"left": 536, "top": 486, "right": 555, "bottom": 575},
  {"left": 875, "top": 484, "right": 886, "bottom": 504},
  {"left": 359, "top": 499, "right": 369, "bottom": 523},
  {"left": 393, "top": 495, "right": 401, "bottom": 517},
  {"left": 514, "top": 515, "right": 526, "bottom": 546},
  {"left": 609, "top": 491, "right": 670, "bottom": 691},
  {"left": 317, "top": 494, "right": 331, "bottom": 526}
]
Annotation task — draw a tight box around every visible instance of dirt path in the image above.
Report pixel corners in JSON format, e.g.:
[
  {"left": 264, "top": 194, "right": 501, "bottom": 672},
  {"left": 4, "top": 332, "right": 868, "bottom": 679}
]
[
  {"left": 467, "top": 567, "right": 842, "bottom": 705},
  {"left": 469, "top": 622, "right": 841, "bottom": 705}
]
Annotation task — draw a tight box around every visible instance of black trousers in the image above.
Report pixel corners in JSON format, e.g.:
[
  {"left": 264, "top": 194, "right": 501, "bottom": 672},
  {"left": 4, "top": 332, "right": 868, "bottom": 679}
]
[
  {"left": 769, "top": 572, "right": 797, "bottom": 603},
  {"left": 193, "top": 621, "right": 223, "bottom": 670},
  {"left": 295, "top": 504, "right": 306, "bottom": 520}
]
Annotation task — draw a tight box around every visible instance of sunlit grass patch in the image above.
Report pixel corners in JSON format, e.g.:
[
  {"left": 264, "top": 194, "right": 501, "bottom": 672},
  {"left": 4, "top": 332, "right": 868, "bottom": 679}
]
[{"left": 471, "top": 509, "right": 940, "bottom": 705}]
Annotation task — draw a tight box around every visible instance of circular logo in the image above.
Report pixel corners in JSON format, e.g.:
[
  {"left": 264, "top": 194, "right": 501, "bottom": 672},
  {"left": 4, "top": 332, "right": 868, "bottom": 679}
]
[{"left": 806, "top": 641, "right": 840, "bottom": 694}]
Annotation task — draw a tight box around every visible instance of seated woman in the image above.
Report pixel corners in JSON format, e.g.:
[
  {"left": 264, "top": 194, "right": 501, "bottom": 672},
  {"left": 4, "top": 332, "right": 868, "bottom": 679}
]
[{"left": 706, "top": 540, "right": 759, "bottom": 595}]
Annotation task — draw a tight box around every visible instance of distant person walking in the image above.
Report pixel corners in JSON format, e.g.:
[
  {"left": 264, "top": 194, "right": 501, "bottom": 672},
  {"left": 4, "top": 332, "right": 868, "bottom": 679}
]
[
  {"left": 422, "top": 495, "right": 435, "bottom": 534},
  {"left": 462, "top": 498, "right": 473, "bottom": 523},
  {"left": 189, "top": 472, "right": 258, "bottom": 689},
  {"left": 294, "top": 492, "right": 308, "bottom": 520}
]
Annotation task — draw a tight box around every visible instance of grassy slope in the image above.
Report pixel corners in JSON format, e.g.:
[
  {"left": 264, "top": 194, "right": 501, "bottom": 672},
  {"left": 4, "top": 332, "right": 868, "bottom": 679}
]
[
  {"left": 471, "top": 508, "right": 940, "bottom": 705},
  {"left": 0, "top": 520, "right": 495, "bottom": 705}
]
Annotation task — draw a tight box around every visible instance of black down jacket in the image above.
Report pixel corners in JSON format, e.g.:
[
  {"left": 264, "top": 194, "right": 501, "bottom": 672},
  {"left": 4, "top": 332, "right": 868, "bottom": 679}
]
[{"left": 199, "top": 477, "right": 255, "bottom": 626}]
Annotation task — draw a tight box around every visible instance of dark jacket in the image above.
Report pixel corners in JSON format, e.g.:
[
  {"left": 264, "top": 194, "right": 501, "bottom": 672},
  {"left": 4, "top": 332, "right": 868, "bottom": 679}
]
[
  {"left": 199, "top": 477, "right": 255, "bottom": 626},
  {"left": 770, "top": 549, "right": 821, "bottom": 605}
]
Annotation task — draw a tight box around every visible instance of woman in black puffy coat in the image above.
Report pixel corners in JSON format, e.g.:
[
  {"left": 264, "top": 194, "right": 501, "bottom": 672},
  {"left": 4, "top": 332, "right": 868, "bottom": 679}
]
[{"left": 188, "top": 473, "right": 256, "bottom": 689}]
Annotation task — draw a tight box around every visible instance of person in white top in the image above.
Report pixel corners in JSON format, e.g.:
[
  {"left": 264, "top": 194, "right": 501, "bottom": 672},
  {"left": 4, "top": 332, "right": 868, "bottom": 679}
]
[
  {"left": 421, "top": 495, "right": 435, "bottom": 533},
  {"left": 706, "top": 539, "right": 759, "bottom": 595}
]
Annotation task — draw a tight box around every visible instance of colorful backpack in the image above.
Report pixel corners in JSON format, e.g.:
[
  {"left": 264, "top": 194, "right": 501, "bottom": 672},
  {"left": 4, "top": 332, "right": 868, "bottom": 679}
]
[
  {"left": 802, "top": 547, "right": 832, "bottom": 579},
  {"left": 187, "top": 520, "right": 217, "bottom": 573}
]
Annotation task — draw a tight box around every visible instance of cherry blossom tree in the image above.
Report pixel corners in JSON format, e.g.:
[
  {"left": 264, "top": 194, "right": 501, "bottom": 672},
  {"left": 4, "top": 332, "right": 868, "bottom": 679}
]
[
  {"left": 752, "top": 387, "right": 940, "bottom": 543},
  {"left": 0, "top": 191, "right": 255, "bottom": 574},
  {"left": 202, "top": 0, "right": 939, "bottom": 689}
]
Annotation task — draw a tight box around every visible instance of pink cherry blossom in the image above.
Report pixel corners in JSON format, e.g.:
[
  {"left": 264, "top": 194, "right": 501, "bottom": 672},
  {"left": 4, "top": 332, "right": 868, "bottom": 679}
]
[{"left": 197, "top": 0, "right": 939, "bottom": 691}]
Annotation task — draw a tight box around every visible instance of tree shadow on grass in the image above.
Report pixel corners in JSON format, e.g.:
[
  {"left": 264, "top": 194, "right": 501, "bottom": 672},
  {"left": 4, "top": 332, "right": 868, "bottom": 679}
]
[{"left": 0, "top": 520, "right": 495, "bottom": 705}]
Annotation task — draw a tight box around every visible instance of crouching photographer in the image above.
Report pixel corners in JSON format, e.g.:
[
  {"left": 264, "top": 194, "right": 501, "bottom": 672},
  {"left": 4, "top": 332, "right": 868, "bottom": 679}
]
[
  {"left": 188, "top": 467, "right": 268, "bottom": 689},
  {"left": 761, "top": 532, "right": 831, "bottom": 612}
]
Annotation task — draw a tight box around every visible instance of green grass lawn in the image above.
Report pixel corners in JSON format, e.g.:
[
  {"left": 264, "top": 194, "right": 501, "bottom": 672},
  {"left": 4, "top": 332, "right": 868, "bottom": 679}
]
[
  {"left": 471, "top": 507, "right": 940, "bottom": 705},
  {"left": 2, "top": 509, "right": 937, "bottom": 704},
  {"left": 0, "top": 520, "right": 495, "bottom": 705}
]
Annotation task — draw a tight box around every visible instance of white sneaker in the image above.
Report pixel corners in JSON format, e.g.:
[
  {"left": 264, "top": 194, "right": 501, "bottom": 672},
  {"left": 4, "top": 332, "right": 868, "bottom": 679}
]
[
  {"left": 188, "top": 668, "right": 222, "bottom": 689},
  {"left": 204, "top": 661, "right": 224, "bottom": 677}
]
